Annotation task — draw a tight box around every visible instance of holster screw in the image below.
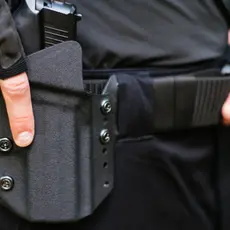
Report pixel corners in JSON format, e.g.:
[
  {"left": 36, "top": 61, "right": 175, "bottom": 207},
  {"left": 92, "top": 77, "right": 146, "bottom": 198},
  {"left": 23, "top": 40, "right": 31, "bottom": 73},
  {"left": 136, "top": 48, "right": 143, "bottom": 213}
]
[
  {"left": 100, "top": 129, "right": 111, "bottom": 144},
  {"left": 101, "top": 99, "right": 112, "bottom": 115},
  {"left": 0, "top": 138, "right": 13, "bottom": 152},
  {"left": 0, "top": 176, "right": 14, "bottom": 191}
]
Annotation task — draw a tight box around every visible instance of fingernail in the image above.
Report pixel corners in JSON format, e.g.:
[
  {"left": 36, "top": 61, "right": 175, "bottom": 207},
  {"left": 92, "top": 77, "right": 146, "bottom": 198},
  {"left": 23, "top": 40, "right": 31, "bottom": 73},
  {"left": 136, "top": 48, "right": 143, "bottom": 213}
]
[{"left": 16, "top": 131, "right": 33, "bottom": 147}]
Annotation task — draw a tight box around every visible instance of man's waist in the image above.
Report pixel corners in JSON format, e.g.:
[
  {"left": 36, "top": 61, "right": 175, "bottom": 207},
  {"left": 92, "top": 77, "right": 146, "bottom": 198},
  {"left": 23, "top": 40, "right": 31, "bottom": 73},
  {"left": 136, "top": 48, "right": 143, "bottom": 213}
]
[
  {"left": 83, "top": 58, "right": 224, "bottom": 80},
  {"left": 83, "top": 60, "right": 225, "bottom": 95}
]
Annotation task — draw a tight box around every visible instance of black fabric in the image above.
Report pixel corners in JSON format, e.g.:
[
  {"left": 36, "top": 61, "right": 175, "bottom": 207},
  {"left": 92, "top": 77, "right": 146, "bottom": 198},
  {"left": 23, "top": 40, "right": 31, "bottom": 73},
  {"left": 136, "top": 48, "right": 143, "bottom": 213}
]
[
  {"left": 216, "top": 125, "right": 230, "bottom": 230},
  {"left": 6, "top": 0, "right": 22, "bottom": 12},
  {"left": 0, "top": 0, "right": 27, "bottom": 78},
  {"left": 73, "top": 0, "right": 228, "bottom": 69},
  {"left": 217, "top": 126, "right": 229, "bottom": 230},
  {"left": 222, "top": 0, "right": 230, "bottom": 20},
  {"left": 12, "top": 0, "right": 229, "bottom": 70},
  {"left": 215, "top": 0, "right": 230, "bottom": 26},
  {"left": 13, "top": 0, "right": 41, "bottom": 56}
]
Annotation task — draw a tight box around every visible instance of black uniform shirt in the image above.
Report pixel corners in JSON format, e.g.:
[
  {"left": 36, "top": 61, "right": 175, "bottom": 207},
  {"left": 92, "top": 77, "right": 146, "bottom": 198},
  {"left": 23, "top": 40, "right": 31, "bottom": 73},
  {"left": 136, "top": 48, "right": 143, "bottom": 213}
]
[
  {"left": 76, "top": 0, "right": 229, "bottom": 69},
  {"left": 0, "top": 0, "right": 27, "bottom": 79}
]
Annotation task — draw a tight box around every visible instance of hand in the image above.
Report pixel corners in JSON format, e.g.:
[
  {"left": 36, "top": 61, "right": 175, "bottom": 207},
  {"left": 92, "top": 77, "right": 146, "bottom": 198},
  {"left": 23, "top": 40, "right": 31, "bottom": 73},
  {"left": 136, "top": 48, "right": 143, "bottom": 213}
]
[{"left": 0, "top": 72, "right": 34, "bottom": 147}]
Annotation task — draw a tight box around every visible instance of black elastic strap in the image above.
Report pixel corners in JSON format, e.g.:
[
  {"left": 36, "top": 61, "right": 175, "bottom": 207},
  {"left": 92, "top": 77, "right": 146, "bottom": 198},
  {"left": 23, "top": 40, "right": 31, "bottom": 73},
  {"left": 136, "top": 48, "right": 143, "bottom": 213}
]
[{"left": 0, "top": 57, "right": 27, "bottom": 80}]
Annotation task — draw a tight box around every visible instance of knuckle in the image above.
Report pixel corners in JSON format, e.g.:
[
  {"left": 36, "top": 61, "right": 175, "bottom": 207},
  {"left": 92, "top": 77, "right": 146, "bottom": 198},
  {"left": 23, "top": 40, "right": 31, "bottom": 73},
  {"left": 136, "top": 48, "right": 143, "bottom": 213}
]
[
  {"left": 2, "top": 76, "right": 29, "bottom": 97},
  {"left": 13, "top": 115, "right": 32, "bottom": 123},
  {"left": 11, "top": 115, "right": 33, "bottom": 129}
]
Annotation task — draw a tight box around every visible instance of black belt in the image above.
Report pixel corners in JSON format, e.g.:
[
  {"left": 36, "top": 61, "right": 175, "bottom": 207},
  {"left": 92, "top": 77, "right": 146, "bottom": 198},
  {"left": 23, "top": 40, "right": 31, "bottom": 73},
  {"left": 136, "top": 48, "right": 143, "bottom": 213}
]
[{"left": 100, "top": 67, "right": 230, "bottom": 133}]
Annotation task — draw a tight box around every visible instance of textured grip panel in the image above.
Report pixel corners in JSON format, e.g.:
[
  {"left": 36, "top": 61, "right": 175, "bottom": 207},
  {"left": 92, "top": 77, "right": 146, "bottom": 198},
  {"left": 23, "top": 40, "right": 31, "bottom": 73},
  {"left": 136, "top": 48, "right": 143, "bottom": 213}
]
[
  {"left": 39, "top": 8, "right": 78, "bottom": 48},
  {"left": 44, "top": 24, "right": 69, "bottom": 47},
  {"left": 192, "top": 77, "right": 230, "bottom": 126},
  {"left": 151, "top": 74, "right": 230, "bottom": 131}
]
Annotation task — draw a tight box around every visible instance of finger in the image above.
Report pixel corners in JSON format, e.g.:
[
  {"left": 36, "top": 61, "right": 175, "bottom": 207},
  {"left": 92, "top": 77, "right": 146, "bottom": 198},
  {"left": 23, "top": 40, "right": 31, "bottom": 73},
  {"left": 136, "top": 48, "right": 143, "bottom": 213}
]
[
  {"left": 0, "top": 72, "right": 34, "bottom": 147},
  {"left": 222, "top": 93, "right": 230, "bottom": 125}
]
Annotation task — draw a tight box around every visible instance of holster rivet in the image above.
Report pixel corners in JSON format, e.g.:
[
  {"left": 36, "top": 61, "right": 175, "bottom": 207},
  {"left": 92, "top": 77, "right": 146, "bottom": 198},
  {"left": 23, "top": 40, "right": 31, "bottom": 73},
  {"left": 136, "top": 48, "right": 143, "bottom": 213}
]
[
  {"left": 0, "top": 176, "right": 14, "bottom": 191},
  {"left": 100, "top": 129, "right": 111, "bottom": 144},
  {"left": 0, "top": 138, "right": 13, "bottom": 152},
  {"left": 101, "top": 99, "right": 112, "bottom": 114}
]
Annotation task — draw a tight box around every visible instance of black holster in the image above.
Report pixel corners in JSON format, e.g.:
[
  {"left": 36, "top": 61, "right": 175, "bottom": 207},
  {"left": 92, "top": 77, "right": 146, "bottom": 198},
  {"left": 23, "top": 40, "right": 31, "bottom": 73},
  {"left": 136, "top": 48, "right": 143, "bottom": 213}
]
[{"left": 0, "top": 41, "right": 116, "bottom": 223}]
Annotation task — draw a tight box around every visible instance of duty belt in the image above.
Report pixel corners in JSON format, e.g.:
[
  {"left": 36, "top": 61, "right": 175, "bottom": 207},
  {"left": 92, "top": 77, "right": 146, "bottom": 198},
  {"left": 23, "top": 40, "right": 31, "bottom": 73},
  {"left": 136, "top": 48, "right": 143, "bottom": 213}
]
[
  {"left": 0, "top": 41, "right": 229, "bottom": 223},
  {"left": 84, "top": 67, "right": 230, "bottom": 132}
]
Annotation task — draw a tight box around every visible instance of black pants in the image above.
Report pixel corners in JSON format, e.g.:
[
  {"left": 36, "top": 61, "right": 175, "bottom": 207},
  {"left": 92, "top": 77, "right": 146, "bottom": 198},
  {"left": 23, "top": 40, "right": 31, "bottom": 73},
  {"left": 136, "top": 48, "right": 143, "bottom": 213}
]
[{"left": 1, "top": 70, "right": 229, "bottom": 230}]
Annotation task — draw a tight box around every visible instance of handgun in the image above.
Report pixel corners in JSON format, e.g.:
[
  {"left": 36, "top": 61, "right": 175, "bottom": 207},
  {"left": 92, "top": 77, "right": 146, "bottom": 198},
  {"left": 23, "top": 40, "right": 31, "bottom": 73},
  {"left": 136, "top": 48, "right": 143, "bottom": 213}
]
[{"left": 36, "top": 0, "right": 82, "bottom": 48}]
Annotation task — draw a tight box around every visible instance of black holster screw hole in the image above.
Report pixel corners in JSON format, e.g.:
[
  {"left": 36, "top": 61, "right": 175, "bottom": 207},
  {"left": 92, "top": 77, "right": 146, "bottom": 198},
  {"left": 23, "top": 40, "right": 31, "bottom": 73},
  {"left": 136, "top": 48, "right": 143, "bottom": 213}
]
[
  {"left": 103, "top": 162, "right": 108, "bottom": 168},
  {"left": 104, "top": 181, "right": 110, "bottom": 188},
  {"left": 102, "top": 148, "right": 107, "bottom": 155}
]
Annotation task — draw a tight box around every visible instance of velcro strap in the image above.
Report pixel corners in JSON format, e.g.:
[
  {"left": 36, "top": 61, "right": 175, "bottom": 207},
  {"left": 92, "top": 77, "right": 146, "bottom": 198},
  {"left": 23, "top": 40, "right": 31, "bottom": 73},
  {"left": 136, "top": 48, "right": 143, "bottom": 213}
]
[{"left": 152, "top": 75, "right": 230, "bottom": 130}]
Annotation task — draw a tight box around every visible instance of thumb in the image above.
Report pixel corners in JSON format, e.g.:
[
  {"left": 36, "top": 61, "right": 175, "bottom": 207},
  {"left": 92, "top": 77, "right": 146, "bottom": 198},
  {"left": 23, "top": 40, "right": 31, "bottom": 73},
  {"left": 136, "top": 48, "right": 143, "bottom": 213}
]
[{"left": 222, "top": 93, "right": 230, "bottom": 125}]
